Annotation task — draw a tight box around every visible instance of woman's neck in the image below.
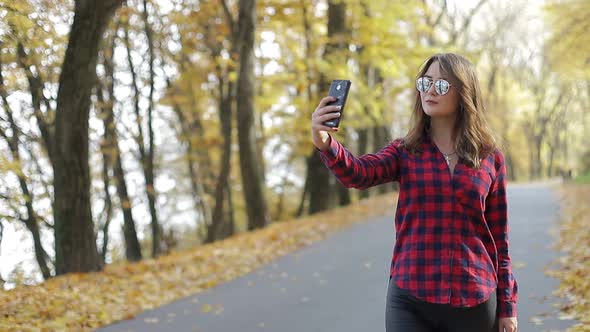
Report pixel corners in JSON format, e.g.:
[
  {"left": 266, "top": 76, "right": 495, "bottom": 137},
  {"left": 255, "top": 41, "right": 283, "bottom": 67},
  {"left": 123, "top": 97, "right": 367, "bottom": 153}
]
[{"left": 429, "top": 115, "right": 457, "bottom": 152}]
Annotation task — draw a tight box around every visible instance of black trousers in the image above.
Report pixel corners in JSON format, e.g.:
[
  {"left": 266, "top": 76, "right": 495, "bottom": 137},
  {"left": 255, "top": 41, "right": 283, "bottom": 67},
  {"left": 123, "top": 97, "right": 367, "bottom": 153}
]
[{"left": 385, "top": 277, "right": 499, "bottom": 332}]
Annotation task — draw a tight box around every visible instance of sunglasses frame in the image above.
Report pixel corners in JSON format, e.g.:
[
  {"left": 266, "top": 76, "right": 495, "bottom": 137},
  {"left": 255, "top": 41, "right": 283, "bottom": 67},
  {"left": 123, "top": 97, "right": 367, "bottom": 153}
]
[{"left": 416, "top": 77, "right": 453, "bottom": 96}]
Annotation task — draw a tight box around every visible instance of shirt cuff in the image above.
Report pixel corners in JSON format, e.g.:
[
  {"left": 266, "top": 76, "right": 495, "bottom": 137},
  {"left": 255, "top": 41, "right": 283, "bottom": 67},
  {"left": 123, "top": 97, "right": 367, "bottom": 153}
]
[
  {"left": 497, "top": 300, "right": 517, "bottom": 318},
  {"left": 315, "top": 133, "right": 340, "bottom": 159}
]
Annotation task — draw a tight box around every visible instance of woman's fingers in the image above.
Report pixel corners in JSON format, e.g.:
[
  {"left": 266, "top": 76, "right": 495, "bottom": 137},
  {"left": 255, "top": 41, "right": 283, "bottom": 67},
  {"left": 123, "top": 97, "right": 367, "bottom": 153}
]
[
  {"left": 314, "top": 96, "right": 340, "bottom": 114},
  {"left": 312, "top": 121, "right": 339, "bottom": 132},
  {"left": 311, "top": 96, "right": 341, "bottom": 135},
  {"left": 317, "top": 95, "right": 337, "bottom": 109},
  {"left": 318, "top": 125, "right": 339, "bottom": 132},
  {"left": 316, "top": 112, "right": 341, "bottom": 123},
  {"left": 313, "top": 105, "right": 341, "bottom": 118},
  {"left": 312, "top": 112, "right": 340, "bottom": 130}
]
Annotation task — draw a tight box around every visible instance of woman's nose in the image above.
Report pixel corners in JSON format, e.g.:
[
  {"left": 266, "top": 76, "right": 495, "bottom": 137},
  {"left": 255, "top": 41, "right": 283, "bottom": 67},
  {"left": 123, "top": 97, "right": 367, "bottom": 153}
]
[{"left": 426, "top": 82, "right": 438, "bottom": 95}]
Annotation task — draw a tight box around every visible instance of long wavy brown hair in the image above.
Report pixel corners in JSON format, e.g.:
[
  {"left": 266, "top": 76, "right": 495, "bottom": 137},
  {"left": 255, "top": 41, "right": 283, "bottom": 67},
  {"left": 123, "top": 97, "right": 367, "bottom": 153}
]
[{"left": 402, "top": 53, "right": 499, "bottom": 169}]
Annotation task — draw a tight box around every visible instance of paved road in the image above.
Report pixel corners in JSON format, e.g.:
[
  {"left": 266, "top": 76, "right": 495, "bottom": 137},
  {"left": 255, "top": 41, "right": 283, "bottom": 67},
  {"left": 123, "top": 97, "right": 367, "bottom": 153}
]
[{"left": 99, "top": 181, "right": 578, "bottom": 332}]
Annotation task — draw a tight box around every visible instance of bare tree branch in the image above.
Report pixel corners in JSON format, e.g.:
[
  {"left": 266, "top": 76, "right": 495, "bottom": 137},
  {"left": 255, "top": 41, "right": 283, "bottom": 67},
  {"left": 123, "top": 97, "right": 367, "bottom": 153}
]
[
  {"left": 8, "top": 35, "right": 56, "bottom": 163},
  {"left": 447, "top": 0, "right": 488, "bottom": 45},
  {"left": 0, "top": 219, "right": 3, "bottom": 255},
  {"left": 432, "top": 0, "right": 448, "bottom": 27},
  {"left": 23, "top": 144, "right": 53, "bottom": 203},
  {"left": 220, "top": 0, "right": 235, "bottom": 36},
  {"left": 0, "top": 125, "right": 8, "bottom": 141}
]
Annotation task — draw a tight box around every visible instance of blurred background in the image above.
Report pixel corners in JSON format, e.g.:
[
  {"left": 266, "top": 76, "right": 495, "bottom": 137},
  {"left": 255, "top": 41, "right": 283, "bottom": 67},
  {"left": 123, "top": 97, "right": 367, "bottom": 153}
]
[{"left": 0, "top": 0, "right": 588, "bottom": 290}]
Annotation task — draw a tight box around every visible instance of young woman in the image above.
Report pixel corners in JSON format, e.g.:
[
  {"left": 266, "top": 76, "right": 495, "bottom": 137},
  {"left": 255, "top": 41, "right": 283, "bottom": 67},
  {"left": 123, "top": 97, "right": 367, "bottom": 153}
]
[{"left": 311, "top": 53, "right": 518, "bottom": 332}]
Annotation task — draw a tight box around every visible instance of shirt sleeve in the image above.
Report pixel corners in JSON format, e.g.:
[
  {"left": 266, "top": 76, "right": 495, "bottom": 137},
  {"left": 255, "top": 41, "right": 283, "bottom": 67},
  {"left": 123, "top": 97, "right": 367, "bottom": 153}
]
[
  {"left": 485, "top": 149, "right": 518, "bottom": 318},
  {"left": 315, "top": 133, "right": 402, "bottom": 190}
]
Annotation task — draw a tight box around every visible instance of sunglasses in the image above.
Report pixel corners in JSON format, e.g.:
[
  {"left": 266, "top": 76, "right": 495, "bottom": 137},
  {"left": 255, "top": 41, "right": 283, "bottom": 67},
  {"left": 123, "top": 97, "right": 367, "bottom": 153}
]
[{"left": 416, "top": 77, "right": 452, "bottom": 95}]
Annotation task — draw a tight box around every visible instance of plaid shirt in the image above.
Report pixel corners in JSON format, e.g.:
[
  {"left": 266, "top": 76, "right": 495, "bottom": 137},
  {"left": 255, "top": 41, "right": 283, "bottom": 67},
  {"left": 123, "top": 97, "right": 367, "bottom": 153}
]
[{"left": 317, "top": 134, "right": 518, "bottom": 318}]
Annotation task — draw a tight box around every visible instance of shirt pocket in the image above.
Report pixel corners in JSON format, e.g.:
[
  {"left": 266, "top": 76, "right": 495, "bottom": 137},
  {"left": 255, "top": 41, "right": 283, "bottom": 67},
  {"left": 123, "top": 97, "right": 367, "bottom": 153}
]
[{"left": 456, "top": 167, "right": 493, "bottom": 218}]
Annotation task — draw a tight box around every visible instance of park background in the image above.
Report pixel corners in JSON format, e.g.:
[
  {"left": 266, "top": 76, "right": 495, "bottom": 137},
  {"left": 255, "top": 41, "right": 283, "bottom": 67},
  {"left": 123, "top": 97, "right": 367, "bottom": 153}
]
[{"left": 0, "top": 0, "right": 589, "bottom": 330}]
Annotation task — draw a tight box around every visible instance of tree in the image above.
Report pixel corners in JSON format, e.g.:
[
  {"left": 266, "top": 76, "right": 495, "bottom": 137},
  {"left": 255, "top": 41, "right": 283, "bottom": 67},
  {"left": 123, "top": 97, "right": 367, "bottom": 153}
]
[
  {"left": 0, "top": 0, "right": 69, "bottom": 279},
  {"left": 545, "top": 0, "right": 590, "bottom": 79},
  {"left": 53, "top": 0, "right": 124, "bottom": 275},
  {"left": 96, "top": 19, "right": 143, "bottom": 262},
  {"left": 122, "top": 1, "right": 164, "bottom": 257},
  {"left": 236, "top": 0, "right": 270, "bottom": 230},
  {"left": 305, "top": 0, "right": 350, "bottom": 215},
  {"left": 518, "top": 60, "right": 569, "bottom": 179},
  {"left": 0, "top": 45, "right": 52, "bottom": 280}
]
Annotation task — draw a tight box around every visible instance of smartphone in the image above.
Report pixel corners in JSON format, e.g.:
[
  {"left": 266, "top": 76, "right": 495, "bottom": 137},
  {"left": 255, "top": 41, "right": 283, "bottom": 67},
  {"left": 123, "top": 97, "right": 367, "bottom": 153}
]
[{"left": 323, "top": 79, "right": 351, "bottom": 128}]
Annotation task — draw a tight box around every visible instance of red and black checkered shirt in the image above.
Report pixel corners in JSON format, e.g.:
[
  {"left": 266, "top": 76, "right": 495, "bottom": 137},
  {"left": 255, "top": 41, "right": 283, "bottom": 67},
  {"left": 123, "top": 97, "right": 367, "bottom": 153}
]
[{"left": 317, "top": 133, "right": 518, "bottom": 318}]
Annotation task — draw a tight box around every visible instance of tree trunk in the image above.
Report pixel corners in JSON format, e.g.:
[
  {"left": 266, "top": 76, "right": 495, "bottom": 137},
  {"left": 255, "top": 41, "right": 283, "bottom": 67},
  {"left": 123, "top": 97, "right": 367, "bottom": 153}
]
[
  {"left": 357, "top": 3, "right": 378, "bottom": 200},
  {"left": 1, "top": 44, "right": 52, "bottom": 279},
  {"left": 533, "top": 135, "right": 543, "bottom": 179},
  {"left": 374, "top": 125, "right": 395, "bottom": 194},
  {"left": 274, "top": 174, "right": 288, "bottom": 220},
  {"left": 112, "top": 137, "right": 143, "bottom": 261},
  {"left": 307, "top": 149, "right": 334, "bottom": 214},
  {"left": 335, "top": 129, "right": 351, "bottom": 206},
  {"left": 141, "top": 0, "right": 163, "bottom": 257},
  {"left": 527, "top": 129, "right": 535, "bottom": 180},
  {"left": 547, "top": 143, "right": 556, "bottom": 177},
  {"left": 99, "top": 33, "right": 142, "bottom": 262},
  {"left": 337, "top": 182, "right": 352, "bottom": 205},
  {"left": 295, "top": 172, "right": 309, "bottom": 217},
  {"left": 307, "top": 0, "right": 349, "bottom": 214},
  {"left": 160, "top": 28, "right": 213, "bottom": 241},
  {"left": 19, "top": 176, "right": 52, "bottom": 280},
  {"left": 0, "top": 98, "right": 52, "bottom": 280},
  {"left": 296, "top": 0, "right": 315, "bottom": 217},
  {"left": 505, "top": 151, "right": 517, "bottom": 181},
  {"left": 218, "top": 181, "right": 236, "bottom": 240},
  {"left": 206, "top": 77, "right": 234, "bottom": 243},
  {"left": 0, "top": 48, "right": 51, "bottom": 280},
  {"left": 98, "top": 141, "right": 113, "bottom": 263},
  {"left": 122, "top": 13, "right": 163, "bottom": 257},
  {"left": 168, "top": 93, "right": 212, "bottom": 240},
  {"left": 53, "top": 0, "right": 123, "bottom": 275},
  {"left": 357, "top": 128, "right": 370, "bottom": 199},
  {"left": 15, "top": 42, "right": 56, "bottom": 165},
  {"left": 236, "top": 0, "right": 269, "bottom": 230}
]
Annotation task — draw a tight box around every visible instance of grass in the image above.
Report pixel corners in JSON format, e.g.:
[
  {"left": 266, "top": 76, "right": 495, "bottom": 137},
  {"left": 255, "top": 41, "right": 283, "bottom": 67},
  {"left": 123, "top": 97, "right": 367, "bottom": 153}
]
[{"left": 573, "top": 172, "right": 590, "bottom": 184}]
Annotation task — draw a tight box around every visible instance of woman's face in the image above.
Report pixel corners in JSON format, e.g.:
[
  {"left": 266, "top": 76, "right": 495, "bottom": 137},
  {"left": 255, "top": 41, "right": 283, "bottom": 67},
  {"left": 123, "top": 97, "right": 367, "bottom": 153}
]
[{"left": 419, "top": 61, "right": 460, "bottom": 118}]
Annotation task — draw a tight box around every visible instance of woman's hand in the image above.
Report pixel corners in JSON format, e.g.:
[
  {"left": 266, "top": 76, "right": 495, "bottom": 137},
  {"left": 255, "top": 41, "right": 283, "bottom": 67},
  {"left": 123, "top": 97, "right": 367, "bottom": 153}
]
[
  {"left": 311, "top": 96, "right": 341, "bottom": 151},
  {"left": 498, "top": 317, "right": 518, "bottom": 332}
]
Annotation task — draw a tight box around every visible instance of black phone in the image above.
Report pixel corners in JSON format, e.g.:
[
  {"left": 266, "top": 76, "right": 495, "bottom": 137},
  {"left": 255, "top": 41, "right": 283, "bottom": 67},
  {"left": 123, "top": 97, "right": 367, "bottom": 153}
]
[{"left": 323, "top": 79, "right": 351, "bottom": 128}]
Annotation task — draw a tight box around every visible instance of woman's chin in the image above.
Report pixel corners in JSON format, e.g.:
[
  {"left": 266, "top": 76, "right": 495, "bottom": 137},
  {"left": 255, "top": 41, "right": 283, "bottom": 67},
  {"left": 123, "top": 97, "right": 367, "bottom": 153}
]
[
  {"left": 422, "top": 106, "right": 438, "bottom": 116},
  {"left": 423, "top": 106, "right": 453, "bottom": 118}
]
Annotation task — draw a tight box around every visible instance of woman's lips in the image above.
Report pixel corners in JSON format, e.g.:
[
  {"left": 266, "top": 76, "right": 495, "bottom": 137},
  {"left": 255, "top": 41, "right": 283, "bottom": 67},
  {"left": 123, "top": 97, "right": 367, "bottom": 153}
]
[{"left": 425, "top": 100, "right": 438, "bottom": 105}]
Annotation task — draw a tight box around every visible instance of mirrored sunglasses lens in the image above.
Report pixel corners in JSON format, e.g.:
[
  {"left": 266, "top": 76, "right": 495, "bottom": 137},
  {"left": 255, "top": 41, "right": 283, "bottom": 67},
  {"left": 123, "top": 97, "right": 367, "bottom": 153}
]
[
  {"left": 435, "top": 80, "right": 450, "bottom": 95},
  {"left": 416, "top": 77, "right": 430, "bottom": 92}
]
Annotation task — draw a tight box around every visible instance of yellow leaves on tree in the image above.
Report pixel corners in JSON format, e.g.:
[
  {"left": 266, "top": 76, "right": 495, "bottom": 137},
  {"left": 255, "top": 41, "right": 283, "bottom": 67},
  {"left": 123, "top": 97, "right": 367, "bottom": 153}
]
[{"left": 544, "top": 0, "right": 590, "bottom": 78}]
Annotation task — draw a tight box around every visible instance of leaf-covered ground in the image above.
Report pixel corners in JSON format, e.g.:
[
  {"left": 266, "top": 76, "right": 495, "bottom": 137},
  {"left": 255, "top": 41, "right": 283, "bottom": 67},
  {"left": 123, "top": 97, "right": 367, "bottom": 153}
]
[
  {"left": 0, "top": 193, "right": 397, "bottom": 331},
  {"left": 548, "top": 183, "right": 590, "bottom": 332}
]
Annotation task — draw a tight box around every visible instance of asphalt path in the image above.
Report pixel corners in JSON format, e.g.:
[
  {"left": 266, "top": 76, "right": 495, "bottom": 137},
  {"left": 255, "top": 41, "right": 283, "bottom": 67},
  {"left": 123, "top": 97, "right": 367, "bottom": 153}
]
[{"left": 98, "top": 180, "right": 578, "bottom": 332}]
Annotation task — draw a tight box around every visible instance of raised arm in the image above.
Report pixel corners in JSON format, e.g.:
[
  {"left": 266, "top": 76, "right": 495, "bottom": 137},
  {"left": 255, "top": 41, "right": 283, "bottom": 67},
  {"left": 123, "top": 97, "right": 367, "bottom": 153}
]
[
  {"left": 315, "top": 134, "right": 402, "bottom": 189},
  {"left": 311, "top": 95, "right": 402, "bottom": 190}
]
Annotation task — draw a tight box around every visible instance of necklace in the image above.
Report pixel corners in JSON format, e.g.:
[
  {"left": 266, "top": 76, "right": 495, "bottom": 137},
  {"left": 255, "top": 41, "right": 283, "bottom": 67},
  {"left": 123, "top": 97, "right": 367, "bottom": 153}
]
[
  {"left": 427, "top": 133, "right": 457, "bottom": 165},
  {"left": 442, "top": 151, "right": 457, "bottom": 165}
]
